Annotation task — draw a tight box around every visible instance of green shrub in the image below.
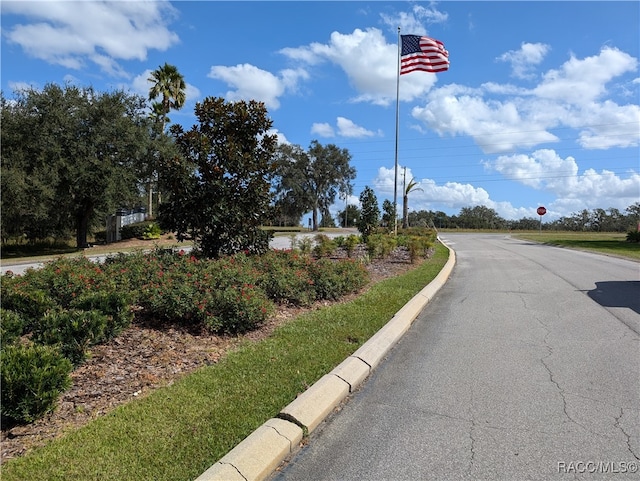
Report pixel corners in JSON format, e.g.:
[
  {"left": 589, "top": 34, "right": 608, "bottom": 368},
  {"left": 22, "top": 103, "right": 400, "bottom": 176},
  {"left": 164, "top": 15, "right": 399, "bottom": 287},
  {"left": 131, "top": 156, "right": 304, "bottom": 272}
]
[
  {"left": 404, "top": 235, "right": 434, "bottom": 263},
  {"left": 31, "top": 256, "right": 107, "bottom": 308},
  {"left": 204, "top": 285, "right": 273, "bottom": 334},
  {"left": 298, "top": 237, "right": 313, "bottom": 256},
  {"left": 0, "top": 343, "right": 72, "bottom": 423},
  {"left": 380, "top": 234, "right": 397, "bottom": 259},
  {"left": 141, "top": 275, "right": 202, "bottom": 324},
  {"left": 0, "top": 309, "right": 25, "bottom": 346},
  {"left": 32, "top": 309, "right": 108, "bottom": 366},
  {"left": 344, "top": 234, "right": 360, "bottom": 258},
  {"left": 313, "top": 234, "right": 337, "bottom": 258},
  {"left": 287, "top": 234, "right": 299, "bottom": 251},
  {"left": 142, "top": 223, "right": 162, "bottom": 240},
  {"left": 120, "top": 221, "right": 157, "bottom": 240},
  {"left": 626, "top": 230, "right": 640, "bottom": 243},
  {"left": 254, "top": 250, "right": 316, "bottom": 306},
  {"left": 0, "top": 281, "right": 56, "bottom": 332},
  {"left": 366, "top": 234, "right": 382, "bottom": 259},
  {"left": 70, "top": 291, "right": 133, "bottom": 340},
  {"left": 309, "top": 258, "right": 369, "bottom": 300}
]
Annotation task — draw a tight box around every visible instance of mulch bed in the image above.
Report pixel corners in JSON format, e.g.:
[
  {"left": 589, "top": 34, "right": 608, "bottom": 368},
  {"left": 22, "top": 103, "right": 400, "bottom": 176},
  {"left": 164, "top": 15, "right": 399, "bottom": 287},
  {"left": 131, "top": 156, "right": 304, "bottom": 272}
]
[{"left": 1, "top": 246, "right": 422, "bottom": 463}]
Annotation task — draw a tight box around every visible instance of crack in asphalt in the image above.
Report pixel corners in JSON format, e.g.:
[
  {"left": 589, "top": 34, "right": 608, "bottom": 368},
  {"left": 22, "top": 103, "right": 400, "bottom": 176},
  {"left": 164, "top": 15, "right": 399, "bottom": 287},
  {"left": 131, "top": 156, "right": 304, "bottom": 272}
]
[
  {"left": 540, "top": 344, "right": 581, "bottom": 427},
  {"left": 467, "top": 384, "right": 477, "bottom": 473},
  {"left": 614, "top": 408, "right": 640, "bottom": 461}
]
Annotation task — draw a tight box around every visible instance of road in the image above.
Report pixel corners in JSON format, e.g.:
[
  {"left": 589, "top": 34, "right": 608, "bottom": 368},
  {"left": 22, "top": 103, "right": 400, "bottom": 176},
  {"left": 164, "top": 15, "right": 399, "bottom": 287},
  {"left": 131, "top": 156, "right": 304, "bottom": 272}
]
[{"left": 272, "top": 233, "right": 640, "bottom": 481}]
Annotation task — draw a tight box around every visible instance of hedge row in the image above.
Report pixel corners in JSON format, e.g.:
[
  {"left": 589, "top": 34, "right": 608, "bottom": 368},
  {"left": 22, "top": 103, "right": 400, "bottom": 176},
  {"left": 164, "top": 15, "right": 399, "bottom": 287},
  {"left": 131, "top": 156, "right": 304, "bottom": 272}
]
[{"left": 0, "top": 247, "right": 370, "bottom": 424}]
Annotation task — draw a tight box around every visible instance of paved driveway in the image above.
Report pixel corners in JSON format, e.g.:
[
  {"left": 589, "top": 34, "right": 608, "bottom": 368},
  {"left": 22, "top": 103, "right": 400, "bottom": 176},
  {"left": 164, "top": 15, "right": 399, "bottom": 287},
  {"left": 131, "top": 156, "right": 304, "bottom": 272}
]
[{"left": 272, "top": 234, "right": 640, "bottom": 481}]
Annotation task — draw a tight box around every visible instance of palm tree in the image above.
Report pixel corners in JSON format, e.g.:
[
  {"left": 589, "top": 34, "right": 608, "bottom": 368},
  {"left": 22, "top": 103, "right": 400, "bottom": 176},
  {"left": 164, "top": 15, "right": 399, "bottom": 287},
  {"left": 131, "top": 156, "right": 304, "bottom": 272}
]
[
  {"left": 146, "top": 63, "right": 186, "bottom": 217},
  {"left": 148, "top": 63, "right": 186, "bottom": 131},
  {"left": 402, "top": 178, "right": 423, "bottom": 229}
]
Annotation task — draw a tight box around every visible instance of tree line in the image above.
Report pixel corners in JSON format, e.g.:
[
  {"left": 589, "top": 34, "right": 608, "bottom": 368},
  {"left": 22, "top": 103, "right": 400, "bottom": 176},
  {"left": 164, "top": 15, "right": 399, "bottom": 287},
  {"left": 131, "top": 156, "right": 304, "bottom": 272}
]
[
  {"left": 3, "top": 67, "right": 638, "bottom": 257},
  {"left": 1, "top": 67, "right": 357, "bottom": 257},
  {"left": 406, "top": 204, "right": 640, "bottom": 232}
]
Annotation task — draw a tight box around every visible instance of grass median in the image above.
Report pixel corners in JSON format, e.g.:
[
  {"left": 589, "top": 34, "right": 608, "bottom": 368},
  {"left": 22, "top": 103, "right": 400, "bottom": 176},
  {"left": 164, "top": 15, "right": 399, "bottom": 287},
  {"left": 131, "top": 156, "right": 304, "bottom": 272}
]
[
  {"left": 512, "top": 231, "right": 640, "bottom": 261},
  {"left": 1, "top": 243, "right": 449, "bottom": 481}
]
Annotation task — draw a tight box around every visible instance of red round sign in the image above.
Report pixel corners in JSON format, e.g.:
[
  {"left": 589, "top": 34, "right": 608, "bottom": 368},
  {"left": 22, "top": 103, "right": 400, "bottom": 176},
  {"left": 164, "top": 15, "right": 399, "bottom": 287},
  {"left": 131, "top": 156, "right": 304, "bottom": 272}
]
[{"left": 537, "top": 206, "right": 547, "bottom": 216}]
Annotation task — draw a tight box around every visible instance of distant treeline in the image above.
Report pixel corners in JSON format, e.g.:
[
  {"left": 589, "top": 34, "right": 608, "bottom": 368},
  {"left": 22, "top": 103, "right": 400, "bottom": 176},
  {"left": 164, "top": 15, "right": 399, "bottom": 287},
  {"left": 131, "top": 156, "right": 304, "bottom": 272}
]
[{"left": 406, "top": 204, "right": 640, "bottom": 232}]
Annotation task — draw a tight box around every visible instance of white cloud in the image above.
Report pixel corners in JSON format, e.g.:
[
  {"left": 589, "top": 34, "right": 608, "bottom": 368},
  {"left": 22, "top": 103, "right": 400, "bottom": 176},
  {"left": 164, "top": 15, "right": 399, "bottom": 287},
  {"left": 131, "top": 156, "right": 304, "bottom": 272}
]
[
  {"left": 280, "top": 27, "right": 440, "bottom": 106},
  {"left": 497, "top": 42, "right": 550, "bottom": 79},
  {"left": 534, "top": 47, "right": 637, "bottom": 103},
  {"left": 3, "top": 0, "right": 179, "bottom": 77},
  {"left": 380, "top": 3, "right": 449, "bottom": 35},
  {"left": 373, "top": 166, "right": 492, "bottom": 210},
  {"left": 311, "top": 122, "right": 335, "bottom": 137},
  {"left": 7, "top": 80, "right": 38, "bottom": 93},
  {"left": 336, "top": 117, "right": 378, "bottom": 138},
  {"left": 487, "top": 149, "right": 578, "bottom": 189},
  {"left": 486, "top": 149, "right": 640, "bottom": 212},
  {"left": 412, "top": 87, "right": 559, "bottom": 153},
  {"left": 311, "top": 117, "right": 379, "bottom": 138},
  {"left": 411, "top": 47, "right": 640, "bottom": 153},
  {"left": 367, "top": 163, "right": 635, "bottom": 221},
  {"left": 268, "top": 129, "right": 289, "bottom": 145},
  {"left": 208, "top": 64, "right": 308, "bottom": 110},
  {"left": 568, "top": 101, "right": 640, "bottom": 150}
]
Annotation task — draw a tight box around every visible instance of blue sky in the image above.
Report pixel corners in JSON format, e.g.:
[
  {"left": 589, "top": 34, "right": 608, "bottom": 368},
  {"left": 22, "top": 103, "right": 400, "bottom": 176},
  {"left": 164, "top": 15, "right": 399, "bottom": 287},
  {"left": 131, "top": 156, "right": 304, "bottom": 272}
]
[{"left": 2, "top": 1, "right": 639, "bottom": 223}]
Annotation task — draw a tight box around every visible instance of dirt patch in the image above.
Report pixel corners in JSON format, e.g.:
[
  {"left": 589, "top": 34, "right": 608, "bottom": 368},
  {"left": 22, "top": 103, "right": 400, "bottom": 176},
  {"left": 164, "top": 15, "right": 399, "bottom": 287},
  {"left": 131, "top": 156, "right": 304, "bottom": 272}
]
[{"left": 1, "top": 244, "right": 422, "bottom": 463}]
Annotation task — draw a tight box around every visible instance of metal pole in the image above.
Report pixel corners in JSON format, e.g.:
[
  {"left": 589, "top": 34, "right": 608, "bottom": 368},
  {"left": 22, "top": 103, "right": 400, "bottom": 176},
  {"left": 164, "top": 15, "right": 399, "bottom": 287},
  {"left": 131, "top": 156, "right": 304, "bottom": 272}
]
[{"left": 394, "top": 26, "right": 401, "bottom": 235}]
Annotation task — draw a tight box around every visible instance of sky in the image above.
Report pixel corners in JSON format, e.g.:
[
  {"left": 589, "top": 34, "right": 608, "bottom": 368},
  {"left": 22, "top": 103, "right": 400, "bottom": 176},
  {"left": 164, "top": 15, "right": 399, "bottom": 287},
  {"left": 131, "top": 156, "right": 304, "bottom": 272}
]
[{"left": 2, "top": 1, "right": 639, "bottom": 224}]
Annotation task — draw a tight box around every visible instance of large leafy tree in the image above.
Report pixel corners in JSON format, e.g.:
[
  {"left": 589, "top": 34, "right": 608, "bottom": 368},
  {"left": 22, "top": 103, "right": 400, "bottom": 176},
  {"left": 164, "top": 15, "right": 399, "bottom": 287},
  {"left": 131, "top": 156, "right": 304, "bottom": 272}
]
[
  {"left": 337, "top": 204, "right": 361, "bottom": 228},
  {"left": 274, "top": 140, "right": 356, "bottom": 231},
  {"left": 1, "top": 84, "right": 151, "bottom": 247},
  {"left": 457, "top": 205, "right": 505, "bottom": 230},
  {"left": 272, "top": 144, "right": 312, "bottom": 226},
  {"left": 146, "top": 63, "right": 186, "bottom": 217},
  {"left": 159, "top": 97, "right": 277, "bottom": 258}
]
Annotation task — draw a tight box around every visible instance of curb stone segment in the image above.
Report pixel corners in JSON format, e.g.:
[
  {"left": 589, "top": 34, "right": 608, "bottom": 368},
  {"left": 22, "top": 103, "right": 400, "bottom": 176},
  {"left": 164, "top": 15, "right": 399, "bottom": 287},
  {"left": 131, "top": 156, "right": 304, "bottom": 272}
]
[
  {"left": 197, "top": 239, "right": 456, "bottom": 481},
  {"left": 329, "top": 356, "right": 371, "bottom": 392},
  {"left": 350, "top": 315, "right": 413, "bottom": 370},
  {"left": 279, "top": 374, "right": 351, "bottom": 434},
  {"left": 195, "top": 418, "right": 303, "bottom": 481}
]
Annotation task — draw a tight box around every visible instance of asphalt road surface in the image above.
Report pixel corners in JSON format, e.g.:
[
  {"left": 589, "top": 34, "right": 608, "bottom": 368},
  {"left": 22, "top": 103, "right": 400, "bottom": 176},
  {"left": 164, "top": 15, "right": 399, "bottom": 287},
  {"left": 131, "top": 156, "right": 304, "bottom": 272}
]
[{"left": 272, "top": 233, "right": 640, "bottom": 481}]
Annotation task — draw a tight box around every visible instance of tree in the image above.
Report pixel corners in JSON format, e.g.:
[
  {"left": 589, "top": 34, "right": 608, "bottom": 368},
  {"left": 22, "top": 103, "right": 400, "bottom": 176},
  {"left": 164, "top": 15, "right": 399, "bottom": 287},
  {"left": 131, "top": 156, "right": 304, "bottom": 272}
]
[
  {"left": 147, "top": 63, "right": 186, "bottom": 217},
  {"left": 626, "top": 202, "right": 640, "bottom": 229},
  {"left": 338, "top": 204, "right": 361, "bottom": 228},
  {"left": 357, "top": 186, "right": 380, "bottom": 240},
  {"left": 457, "top": 206, "right": 505, "bottom": 229},
  {"left": 320, "top": 209, "right": 336, "bottom": 228},
  {"left": 381, "top": 199, "right": 396, "bottom": 229},
  {"left": 274, "top": 140, "right": 356, "bottom": 231},
  {"left": 148, "top": 63, "right": 186, "bottom": 130},
  {"left": 272, "top": 144, "right": 312, "bottom": 226},
  {"left": 1, "top": 84, "right": 151, "bottom": 247},
  {"left": 402, "top": 178, "right": 423, "bottom": 229},
  {"left": 159, "top": 97, "right": 277, "bottom": 258}
]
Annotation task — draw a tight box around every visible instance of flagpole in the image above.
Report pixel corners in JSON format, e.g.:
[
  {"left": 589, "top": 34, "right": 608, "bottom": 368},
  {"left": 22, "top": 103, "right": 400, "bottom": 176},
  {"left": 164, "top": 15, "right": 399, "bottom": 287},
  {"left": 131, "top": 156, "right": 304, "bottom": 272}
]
[{"left": 394, "top": 26, "right": 401, "bottom": 235}]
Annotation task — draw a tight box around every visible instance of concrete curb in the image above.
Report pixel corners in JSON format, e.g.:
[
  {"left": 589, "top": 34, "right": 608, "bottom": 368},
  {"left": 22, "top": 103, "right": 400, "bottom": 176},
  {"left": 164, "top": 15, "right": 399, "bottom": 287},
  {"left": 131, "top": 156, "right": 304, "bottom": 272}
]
[{"left": 196, "top": 239, "right": 456, "bottom": 481}]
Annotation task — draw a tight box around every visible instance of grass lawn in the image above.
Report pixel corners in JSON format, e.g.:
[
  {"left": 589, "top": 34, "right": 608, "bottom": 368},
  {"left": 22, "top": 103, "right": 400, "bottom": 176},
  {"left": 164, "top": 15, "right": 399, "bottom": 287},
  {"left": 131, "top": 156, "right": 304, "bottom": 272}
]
[
  {"left": 0, "top": 243, "right": 450, "bottom": 481},
  {"left": 512, "top": 231, "right": 640, "bottom": 261}
]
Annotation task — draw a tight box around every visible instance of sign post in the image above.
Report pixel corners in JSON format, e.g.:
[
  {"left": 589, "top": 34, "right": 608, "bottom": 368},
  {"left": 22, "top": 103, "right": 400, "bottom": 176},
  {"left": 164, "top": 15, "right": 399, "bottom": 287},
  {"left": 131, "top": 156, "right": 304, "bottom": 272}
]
[{"left": 537, "top": 206, "right": 547, "bottom": 233}]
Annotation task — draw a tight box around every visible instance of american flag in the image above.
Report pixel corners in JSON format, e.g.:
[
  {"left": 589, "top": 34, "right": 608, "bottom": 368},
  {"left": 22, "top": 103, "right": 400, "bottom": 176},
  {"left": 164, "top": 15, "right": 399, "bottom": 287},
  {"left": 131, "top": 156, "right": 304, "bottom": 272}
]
[{"left": 400, "top": 35, "right": 449, "bottom": 75}]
